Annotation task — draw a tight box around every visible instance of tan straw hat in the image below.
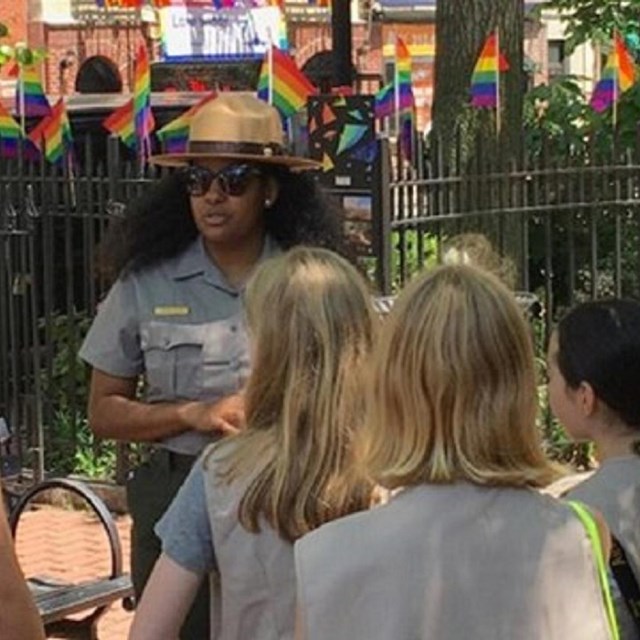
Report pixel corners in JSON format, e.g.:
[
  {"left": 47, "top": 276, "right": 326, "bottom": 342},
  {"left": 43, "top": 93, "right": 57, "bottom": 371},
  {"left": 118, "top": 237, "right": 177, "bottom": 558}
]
[{"left": 150, "top": 92, "right": 320, "bottom": 171}]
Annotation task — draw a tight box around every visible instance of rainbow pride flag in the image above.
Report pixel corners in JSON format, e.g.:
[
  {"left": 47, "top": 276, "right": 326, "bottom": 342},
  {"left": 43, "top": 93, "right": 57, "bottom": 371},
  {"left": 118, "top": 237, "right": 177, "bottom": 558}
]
[
  {"left": 399, "top": 112, "right": 415, "bottom": 161},
  {"left": 395, "top": 37, "right": 414, "bottom": 115},
  {"left": 157, "top": 92, "right": 218, "bottom": 153},
  {"left": 257, "top": 46, "right": 317, "bottom": 118},
  {"left": 375, "top": 83, "right": 395, "bottom": 119},
  {"left": 103, "top": 99, "right": 136, "bottom": 149},
  {"left": 15, "top": 65, "right": 51, "bottom": 118},
  {"left": 0, "top": 102, "right": 22, "bottom": 158},
  {"left": 591, "top": 33, "right": 636, "bottom": 113},
  {"left": 134, "top": 44, "right": 155, "bottom": 146},
  {"left": 470, "top": 32, "right": 509, "bottom": 108},
  {"left": 374, "top": 38, "right": 414, "bottom": 120},
  {"left": 374, "top": 82, "right": 413, "bottom": 119},
  {"left": 28, "top": 99, "right": 73, "bottom": 164}
]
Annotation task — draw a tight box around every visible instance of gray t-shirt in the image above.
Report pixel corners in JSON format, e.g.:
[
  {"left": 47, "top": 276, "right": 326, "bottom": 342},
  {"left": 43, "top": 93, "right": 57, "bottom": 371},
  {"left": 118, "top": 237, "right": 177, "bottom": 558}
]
[
  {"left": 155, "top": 455, "right": 214, "bottom": 574},
  {"left": 156, "top": 441, "right": 296, "bottom": 640}
]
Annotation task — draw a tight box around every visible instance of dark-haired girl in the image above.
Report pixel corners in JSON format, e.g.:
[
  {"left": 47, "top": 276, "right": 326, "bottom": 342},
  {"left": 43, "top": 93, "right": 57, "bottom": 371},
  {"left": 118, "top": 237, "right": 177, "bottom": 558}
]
[{"left": 548, "top": 299, "right": 640, "bottom": 638}]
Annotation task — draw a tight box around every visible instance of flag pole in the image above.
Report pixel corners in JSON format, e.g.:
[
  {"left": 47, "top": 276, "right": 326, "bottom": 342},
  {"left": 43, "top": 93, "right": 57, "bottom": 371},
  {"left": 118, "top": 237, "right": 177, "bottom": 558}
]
[
  {"left": 495, "top": 26, "right": 501, "bottom": 138},
  {"left": 394, "top": 38, "right": 401, "bottom": 161},
  {"left": 268, "top": 44, "right": 274, "bottom": 106},
  {"left": 612, "top": 32, "right": 618, "bottom": 130},
  {"left": 18, "top": 63, "right": 26, "bottom": 139}
]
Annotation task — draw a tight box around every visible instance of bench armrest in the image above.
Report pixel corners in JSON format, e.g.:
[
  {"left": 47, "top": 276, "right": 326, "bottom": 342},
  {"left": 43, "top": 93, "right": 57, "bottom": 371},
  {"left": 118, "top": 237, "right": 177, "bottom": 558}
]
[{"left": 9, "top": 477, "right": 124, "bottom": 579}]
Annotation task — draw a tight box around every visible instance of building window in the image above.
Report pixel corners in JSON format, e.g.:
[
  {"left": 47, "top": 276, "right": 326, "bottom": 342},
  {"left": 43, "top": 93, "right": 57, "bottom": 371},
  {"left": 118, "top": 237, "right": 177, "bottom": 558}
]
[{"left": 548, "top": 39, "right": 567, "bottom": 81}]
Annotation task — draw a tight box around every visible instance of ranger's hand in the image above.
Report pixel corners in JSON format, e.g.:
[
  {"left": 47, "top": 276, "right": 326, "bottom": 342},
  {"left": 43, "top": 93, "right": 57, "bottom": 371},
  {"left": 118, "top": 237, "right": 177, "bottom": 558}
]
[{"left": 179, "top": 394, "right": 245, "bottom": 436}]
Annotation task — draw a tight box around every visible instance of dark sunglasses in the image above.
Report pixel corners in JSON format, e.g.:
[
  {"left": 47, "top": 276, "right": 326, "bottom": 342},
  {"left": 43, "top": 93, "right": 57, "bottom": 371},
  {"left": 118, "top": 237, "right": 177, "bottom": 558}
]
[{"left": 180, "top": 163, "right": 262, "bottom": 198}]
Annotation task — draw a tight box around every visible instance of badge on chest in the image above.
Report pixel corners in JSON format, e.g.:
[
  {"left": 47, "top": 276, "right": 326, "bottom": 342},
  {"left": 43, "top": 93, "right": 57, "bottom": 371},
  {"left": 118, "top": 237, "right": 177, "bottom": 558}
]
[{"left": 154, "top": 305, "right": 190, "bottom": 317}]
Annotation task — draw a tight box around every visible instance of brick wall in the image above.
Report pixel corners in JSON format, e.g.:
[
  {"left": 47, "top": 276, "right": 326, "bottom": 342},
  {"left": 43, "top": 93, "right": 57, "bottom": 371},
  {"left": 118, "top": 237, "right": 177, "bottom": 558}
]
[
  {"left": 41, "top": 24, "right": 149, "bottom": 95},
  {"left": 0, "top": 2, "right": 28, "bottom": 80}
]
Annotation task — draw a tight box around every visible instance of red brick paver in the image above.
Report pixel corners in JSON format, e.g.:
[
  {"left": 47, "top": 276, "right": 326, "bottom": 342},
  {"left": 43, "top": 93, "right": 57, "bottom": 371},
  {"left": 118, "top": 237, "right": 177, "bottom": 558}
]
[{"left": 14, "top": 505, "right": 133, "bottom": 640}]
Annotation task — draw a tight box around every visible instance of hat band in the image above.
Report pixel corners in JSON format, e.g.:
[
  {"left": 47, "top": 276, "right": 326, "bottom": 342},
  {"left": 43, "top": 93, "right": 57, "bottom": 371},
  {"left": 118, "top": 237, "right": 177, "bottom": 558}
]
[{"left": 187, "top": 140, "right": 286, "bottom": 158}]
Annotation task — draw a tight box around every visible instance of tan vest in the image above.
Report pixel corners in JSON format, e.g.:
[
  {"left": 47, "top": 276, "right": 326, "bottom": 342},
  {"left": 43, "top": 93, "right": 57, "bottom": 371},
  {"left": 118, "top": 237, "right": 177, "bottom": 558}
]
[
  {"left": 295, "top": 482, "right": 613, "bottom": 640},
  {"left": 203, "top": 445, "right": 295, "bottom": 640}
]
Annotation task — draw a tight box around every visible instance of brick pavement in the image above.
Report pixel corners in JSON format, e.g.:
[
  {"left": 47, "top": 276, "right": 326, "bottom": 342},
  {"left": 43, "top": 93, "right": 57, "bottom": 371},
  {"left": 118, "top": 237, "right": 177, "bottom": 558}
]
[{"left": 14, "top": 505, "right": 133, "bottom": 640}]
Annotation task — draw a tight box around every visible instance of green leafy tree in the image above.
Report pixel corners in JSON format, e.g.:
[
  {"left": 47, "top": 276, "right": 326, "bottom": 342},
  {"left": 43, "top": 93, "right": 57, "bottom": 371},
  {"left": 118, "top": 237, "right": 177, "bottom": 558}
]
[
  {"left": 540, "top": 0, "right": 640, "bottom": 56},
  {"left": 522, "top": 76, "right": 601, "bottom": 157},
  {"left": 0, "top": 20, "right": 46, "bottom": 68}
]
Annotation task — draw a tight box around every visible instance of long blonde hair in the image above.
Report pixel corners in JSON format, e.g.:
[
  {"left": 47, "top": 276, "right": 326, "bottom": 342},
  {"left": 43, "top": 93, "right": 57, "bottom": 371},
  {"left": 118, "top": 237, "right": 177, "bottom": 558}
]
[
  {"left": 208, "top": 247, "right": 376, "bottom": 542},
  {"left": 361, "top": 264, "right": 560, "bottom": 490}
]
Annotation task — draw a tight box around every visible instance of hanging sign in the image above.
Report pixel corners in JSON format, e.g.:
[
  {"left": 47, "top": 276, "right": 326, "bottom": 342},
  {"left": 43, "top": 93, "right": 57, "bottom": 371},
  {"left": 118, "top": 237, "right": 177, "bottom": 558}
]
[{"left": 159, "top": 4, "right": 287, "bottom": 60}]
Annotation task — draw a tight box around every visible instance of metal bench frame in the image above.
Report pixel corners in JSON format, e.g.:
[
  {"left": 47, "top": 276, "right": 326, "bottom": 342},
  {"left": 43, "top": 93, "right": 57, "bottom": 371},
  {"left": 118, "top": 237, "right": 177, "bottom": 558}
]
[{"left": 9, "top": 477, "right": 134, "bottom": 640}]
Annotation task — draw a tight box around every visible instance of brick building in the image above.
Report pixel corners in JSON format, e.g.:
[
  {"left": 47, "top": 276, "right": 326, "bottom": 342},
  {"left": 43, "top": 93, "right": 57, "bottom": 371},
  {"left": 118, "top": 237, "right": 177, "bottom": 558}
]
[{"left": 0, "top": 0, "right": 596, "bottom": 132}]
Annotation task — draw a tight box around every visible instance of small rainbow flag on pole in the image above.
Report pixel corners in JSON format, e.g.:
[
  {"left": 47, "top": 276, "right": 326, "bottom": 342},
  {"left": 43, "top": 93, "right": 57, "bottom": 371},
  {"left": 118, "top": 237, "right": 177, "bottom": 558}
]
[
  {"left": 133, "top": 43, "right": 155, "bottom": 155},
  {"left": 590, "top": 32, "right": 635, "bottom": 119},
  {"left": 15, "top": 65, "right": 51, "bottom": 118},
  {"left": 103, "top": 98, "right": 136, "bottom": 149},
  {"left": 374, "top": 40, "right": 414, "bottom": 120},
  {"left": 374, "top": 83, "right": 395, "bottom": 119},
  {"left": 157, "top": 91, "right": 218, "bottom": 153},
  {"left": 395, "top": 37, "right": 414, "bottom": 115},
  {"left": 27, "top": 99, "right": 73, "bottom": 164},
  {"left": 470, "top": 30, "right": 510, "bottom": 109},
  {"left": 0, "top": 102, "right": 22, "bottom": 158},
  {"left": 257, "top": 46, "right": 317, "bottom": 118},
  {"left": 395, "top": 38, "right": 415, "bottom": 162}
]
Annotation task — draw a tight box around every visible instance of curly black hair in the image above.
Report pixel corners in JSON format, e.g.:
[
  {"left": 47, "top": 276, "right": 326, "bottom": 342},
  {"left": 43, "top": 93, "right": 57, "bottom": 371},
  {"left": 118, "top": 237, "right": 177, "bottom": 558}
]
[{"left": 98, "top": 166, "right": 348, "bottom": 280}]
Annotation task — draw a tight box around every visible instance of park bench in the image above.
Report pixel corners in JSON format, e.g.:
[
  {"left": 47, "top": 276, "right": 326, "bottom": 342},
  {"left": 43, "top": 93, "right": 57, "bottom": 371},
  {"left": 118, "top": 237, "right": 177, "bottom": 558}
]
[{"left": 9, "top": 477, "right": 134, "bottom": 640}]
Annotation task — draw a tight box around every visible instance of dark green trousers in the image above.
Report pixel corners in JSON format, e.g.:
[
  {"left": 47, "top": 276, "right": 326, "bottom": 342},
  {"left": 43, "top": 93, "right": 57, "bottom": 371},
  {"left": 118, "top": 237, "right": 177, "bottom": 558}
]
[{"left": 127, "top": 449, "right": 210, "bottom": 640}]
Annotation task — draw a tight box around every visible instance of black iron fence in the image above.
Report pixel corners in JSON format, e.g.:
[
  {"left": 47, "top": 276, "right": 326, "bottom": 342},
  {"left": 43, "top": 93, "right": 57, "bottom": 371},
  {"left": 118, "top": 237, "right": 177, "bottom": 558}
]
[
  {"left": 1, "top": 132, "right": 640, "bottom": 483},
  {"left": 0, "top": 138, "right": 154, "bottom": 484},
  {"left": 374, "top": 136, "right": 640, "bottom": 315}
]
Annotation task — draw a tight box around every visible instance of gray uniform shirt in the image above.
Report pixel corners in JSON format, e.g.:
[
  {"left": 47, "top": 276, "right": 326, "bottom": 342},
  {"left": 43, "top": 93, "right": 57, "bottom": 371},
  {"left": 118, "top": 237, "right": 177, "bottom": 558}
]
[
  {"left": 79, "top": 236, "right": 279, "bottom": 455},
  {"left": 567, "top": 456, "right": 640, "bottom": 640},
  {"left": 156, "top": 441, "right": 295, "bottom": 640},
  {"left": 295, "top": 482, "right": 613, "bottom": 640}
]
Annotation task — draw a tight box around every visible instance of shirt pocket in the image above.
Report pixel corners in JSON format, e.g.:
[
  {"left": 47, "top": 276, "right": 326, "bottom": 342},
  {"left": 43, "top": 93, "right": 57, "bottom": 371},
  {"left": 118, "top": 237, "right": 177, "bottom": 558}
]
[
  {"left": 140, "top": 321, "right": 205, "bottom": 401},
  {"left": 201, "top": 315, "right": 248, "bottom": 398}
]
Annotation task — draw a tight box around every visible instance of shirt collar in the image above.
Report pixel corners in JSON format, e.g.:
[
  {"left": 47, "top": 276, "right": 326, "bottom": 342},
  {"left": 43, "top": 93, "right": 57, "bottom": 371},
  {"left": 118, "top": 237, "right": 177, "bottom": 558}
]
[
  {"left": 173, "top": 238, "right": 208, "bottom": 280},
  {"left": 172, "top": 235, "right": 281, "bottom": 292}
]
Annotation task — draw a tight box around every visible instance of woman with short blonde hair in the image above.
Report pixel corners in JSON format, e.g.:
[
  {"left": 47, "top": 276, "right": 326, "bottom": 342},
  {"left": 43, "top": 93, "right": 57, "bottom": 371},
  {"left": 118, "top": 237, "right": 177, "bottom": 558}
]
[
  {"left": 295, "top": 264, "right": 618, "bottom": 640},
  {"left": 363, "top": 262, "right": 554, "bottom": 489}
]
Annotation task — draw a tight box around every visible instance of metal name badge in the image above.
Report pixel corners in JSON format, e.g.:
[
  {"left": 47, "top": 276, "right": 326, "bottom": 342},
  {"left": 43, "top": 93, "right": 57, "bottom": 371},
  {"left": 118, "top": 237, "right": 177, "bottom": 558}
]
[{"left": 153, "top": 306, "right": 190, "bottom": 316}]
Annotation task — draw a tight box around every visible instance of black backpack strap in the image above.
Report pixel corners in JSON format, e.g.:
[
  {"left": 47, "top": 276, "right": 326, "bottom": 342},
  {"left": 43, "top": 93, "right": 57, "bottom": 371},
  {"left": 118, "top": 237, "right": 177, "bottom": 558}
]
[{"left": 610, "top": 535, "right": 640, "bottom": 631}]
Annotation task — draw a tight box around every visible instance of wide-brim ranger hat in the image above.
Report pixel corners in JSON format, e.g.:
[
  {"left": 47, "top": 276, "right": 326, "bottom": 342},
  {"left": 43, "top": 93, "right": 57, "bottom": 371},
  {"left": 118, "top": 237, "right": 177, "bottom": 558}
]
[{"left": 149, "top": 92, "right": 320, "bottom": 172}]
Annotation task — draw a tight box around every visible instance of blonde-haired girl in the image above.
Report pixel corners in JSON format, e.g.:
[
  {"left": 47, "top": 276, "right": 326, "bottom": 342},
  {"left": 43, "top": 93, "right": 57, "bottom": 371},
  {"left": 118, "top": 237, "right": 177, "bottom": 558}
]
[
  {"left": 295, "top": 264, "right": 618, "bottom": 640},
  {"left": 129, "top": 247, "right": 376, "bottom": 640}
]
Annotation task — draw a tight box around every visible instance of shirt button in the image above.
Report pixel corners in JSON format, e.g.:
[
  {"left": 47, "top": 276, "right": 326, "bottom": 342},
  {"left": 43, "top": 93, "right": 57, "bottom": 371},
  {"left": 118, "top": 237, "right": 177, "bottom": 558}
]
[{"left": 230, "top": 325, "right": 237, "bottom": 333}]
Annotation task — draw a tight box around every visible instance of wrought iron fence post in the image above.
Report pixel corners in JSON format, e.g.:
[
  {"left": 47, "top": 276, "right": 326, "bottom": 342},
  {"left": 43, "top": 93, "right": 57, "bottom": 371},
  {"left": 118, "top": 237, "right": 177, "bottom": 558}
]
[
  {"left": 107, "top": 135, "right": 121, "bottom": 206},
  {"left": 372, "top": 137, "right": 393, "bottom": 296}
]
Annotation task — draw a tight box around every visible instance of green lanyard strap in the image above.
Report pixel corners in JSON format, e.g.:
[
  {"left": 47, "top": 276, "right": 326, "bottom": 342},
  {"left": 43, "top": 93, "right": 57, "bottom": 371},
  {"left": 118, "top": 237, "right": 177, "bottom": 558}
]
[{"left": 568, "top": 500, "right": 620, "bottom": 640}]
